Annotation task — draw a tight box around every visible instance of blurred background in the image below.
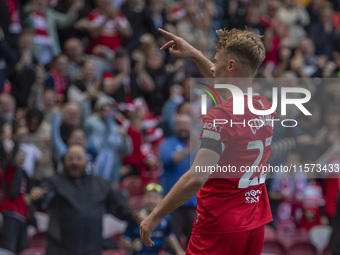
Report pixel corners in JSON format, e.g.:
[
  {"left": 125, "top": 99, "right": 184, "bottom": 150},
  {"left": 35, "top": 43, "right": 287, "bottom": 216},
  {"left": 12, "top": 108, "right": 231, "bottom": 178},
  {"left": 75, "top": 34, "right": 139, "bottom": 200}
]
[{"left": 0, "top": 0, "right": 340, "bottom": 254}]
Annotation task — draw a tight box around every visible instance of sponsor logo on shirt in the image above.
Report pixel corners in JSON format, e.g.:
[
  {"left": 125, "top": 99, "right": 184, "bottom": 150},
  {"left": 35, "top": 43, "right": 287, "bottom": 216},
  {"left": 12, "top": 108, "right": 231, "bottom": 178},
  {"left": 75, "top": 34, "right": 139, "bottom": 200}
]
[{"left": 245, "top": 189, "right": 262, "bottom": 204}]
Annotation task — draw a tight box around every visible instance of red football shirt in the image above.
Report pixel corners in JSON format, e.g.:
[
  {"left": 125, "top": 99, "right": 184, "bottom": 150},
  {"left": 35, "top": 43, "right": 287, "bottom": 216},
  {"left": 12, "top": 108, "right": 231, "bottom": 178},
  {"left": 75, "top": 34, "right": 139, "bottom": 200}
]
[
  {"left": 192, "top": 94, "right": 275, "bottom": 235},
  {"left": 88, "top": 10, "right": 129, "bottom": 54}
]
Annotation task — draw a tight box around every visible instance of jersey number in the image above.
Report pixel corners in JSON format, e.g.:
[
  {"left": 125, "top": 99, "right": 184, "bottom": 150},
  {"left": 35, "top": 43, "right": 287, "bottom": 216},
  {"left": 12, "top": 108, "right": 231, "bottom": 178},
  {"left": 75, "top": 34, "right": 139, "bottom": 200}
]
[{"left": 238, "top": 136, "right": 272, "bottom": 189}]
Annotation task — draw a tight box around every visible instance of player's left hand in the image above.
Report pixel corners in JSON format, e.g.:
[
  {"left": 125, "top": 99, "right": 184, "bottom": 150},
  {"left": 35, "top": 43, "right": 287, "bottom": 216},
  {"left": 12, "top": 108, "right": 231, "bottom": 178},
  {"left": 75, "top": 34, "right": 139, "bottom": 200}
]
[{"left": 139, "top": 214, "right": 162, "bottom": 247}]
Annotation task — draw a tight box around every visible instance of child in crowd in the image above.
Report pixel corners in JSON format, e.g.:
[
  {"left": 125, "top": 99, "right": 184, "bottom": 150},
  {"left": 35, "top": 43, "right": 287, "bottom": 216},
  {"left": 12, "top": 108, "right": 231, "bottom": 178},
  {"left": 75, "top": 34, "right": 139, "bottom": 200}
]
[{"left": 121, "top": 182, "right": 185, "bottom": 255}]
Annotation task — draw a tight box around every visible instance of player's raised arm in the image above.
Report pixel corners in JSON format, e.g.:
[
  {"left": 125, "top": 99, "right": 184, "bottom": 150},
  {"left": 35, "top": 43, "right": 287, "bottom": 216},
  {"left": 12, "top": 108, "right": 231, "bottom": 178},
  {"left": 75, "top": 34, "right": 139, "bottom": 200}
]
[
  {"left": 158, "top": 28, "right": 214, "bottom": 78},
  {"left": 140, "top": 148, "right": 219, "bottom": 247}
]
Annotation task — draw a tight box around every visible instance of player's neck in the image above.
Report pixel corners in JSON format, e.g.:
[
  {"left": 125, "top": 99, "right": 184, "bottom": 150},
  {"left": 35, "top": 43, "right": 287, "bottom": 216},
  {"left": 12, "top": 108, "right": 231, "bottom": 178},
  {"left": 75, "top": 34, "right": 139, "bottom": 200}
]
[{"left": 223, "top": 79, "right": 253, "bottom": 101}]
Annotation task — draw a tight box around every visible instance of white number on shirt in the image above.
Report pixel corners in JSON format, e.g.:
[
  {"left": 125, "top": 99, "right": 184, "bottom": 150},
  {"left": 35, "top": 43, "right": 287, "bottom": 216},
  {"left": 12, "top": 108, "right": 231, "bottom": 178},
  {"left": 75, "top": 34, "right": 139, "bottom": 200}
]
[{"left": 238, "top": 136, "right": 272, "bottom": 188}]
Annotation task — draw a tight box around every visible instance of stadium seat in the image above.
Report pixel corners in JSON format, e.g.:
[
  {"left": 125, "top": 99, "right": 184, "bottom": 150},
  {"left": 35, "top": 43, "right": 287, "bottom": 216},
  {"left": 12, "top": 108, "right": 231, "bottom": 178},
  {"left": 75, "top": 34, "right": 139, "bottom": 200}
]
[
  {"left": 309, "top": 225, "right": 332, "bottom": 255},
  {"left": 261, "top": 240, "right": 286, "bottom": 255},
  {"left": 20, "top": 247, "right": 45, "bottom": 255},
  {"left": 120, "top": 176, "right": 143, "bottom": 197},
  {"left": 28, "top": 232, "right": 46, "bottom": 248},
  {"left": 102, "top": 248, "right": 127, "bottom": 255},
  {"left": 287, "top": 242, "right": 317, "bottom": 255},
  {"left": 264, "top": 225, "right": 277, "bottom": 241},
  {"left": 127, "top": 195, "right": 144, "bottom": 210}
]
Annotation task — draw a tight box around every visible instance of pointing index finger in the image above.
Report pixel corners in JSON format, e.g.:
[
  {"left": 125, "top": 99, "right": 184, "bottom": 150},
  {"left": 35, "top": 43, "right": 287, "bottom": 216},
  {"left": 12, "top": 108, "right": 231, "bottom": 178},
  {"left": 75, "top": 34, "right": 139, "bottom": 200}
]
[{"left": 158, "top": 28, "right": 177, "bottom": 40}]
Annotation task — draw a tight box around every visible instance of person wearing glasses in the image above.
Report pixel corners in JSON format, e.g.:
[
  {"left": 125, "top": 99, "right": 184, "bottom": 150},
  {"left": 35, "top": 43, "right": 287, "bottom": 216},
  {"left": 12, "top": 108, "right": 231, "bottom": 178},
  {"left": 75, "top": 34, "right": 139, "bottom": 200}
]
[{"left": 121, "top": 183, "right": 185, "bottom": 255}]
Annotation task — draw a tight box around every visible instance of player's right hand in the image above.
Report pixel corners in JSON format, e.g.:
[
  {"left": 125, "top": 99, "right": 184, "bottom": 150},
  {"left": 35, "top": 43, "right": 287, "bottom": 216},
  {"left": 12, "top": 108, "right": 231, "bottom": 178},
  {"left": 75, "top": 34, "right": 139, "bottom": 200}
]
[
  {"left": 158, "top": 28, "right": 198, "bottom": 59},
  {"left": 140, "top": 214, "right": 162, "bottom": 247}
]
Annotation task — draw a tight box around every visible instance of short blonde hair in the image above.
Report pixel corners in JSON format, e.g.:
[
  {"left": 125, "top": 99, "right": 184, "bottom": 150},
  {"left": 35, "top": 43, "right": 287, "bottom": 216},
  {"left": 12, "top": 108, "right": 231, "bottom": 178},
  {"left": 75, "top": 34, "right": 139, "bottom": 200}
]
[{"left": 215, "top": 28, "right": 265, "bottom": 73}]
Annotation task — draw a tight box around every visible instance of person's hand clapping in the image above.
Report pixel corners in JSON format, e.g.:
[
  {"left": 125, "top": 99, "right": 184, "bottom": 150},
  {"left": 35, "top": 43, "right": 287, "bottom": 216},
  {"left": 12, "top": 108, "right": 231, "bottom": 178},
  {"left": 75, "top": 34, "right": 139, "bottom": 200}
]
[{"left": 30, "top": 187, "right": 49, "bottom": 201}]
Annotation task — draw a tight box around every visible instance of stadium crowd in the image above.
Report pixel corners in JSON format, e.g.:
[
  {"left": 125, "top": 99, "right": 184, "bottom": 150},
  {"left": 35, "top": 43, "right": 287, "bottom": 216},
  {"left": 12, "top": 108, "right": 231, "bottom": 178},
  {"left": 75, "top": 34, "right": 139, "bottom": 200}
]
[{"left": 0, "top": 0, "right": 340, "bottom": 254}]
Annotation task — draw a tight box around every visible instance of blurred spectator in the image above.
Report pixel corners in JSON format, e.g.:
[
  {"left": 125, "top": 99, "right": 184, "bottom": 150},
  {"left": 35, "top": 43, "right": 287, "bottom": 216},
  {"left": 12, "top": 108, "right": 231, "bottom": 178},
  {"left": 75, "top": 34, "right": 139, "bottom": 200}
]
[
  {"left": 143, "top": 48, "right": 174, "bottom": 116},
  {"left": 159, "top": 114, "right": 197, "bottom": 245},
  {"left": 35, "top": 89, "right": 57, "bottom": 125},
  {"left": 0, "top": 123, "right": 13, "bottom": 159},
  {"left": 63, "top": 37, "right": 110, "bottom": 81},
  {"left": 45, "top": 54, "right": 70, "bottom": 104},
  {"left": 8, "top": 30, "right": 38, "bottom": 109},
  {"left": 52, "top": 108, "right": 98, "bottom": 173},
  {"left": 122, "top": 109, "right": 163, "bottom": 185},
  {"left": 0, "top": 28, "right": 17, "bottom": 93},
  {"left": 162, "top": 78, "right": 190, "bottom": 137},
  {"left": 66, "top": 59, "right": 101, "bottom": 113},
  {"left": 0, "top": 146, "right": 31, "bottom": 254},
  {"left": 269, "top": 152, "right": 307, "bottom": 230},
  {"left": 56, "top": 102, "right": 81, "bottom": 144},
  {"left": 102, "top": 48, "right": 155, "bottom": 103},
  {"left": 310, "top": 104, "right": 340, "bottom": 160},
  {"left": 176, "top": 4, "right": 215, "bottom": 50},
  {"left": 316, "top": 142, "right": 340, "bottom": 225},
  {"left": 234, "top": 3, "right": 266, "bottom": 36},
  {"left": 63, "top": 37, "right": 87, "bottom": 80},
  {"left": 148, "top": 0, "right": 169, "bottom": 30},
  {"left": 12, "top": 122, "right": 43, "bottom": 179},
  {"left": 29, "top": 145, "right": 141, "bottom": 255},
  {"left": 290, "top": 37, "right": 320, "bottom": 77},
  {"left": 24, "top": 0, "right": 83, "bottom": 64},
  {"left": 87, "top": 0, "right": 132, "bottom": 56},
  {"left": 121, "top": 0, "right": 158, "bottom": 52},
  {"left": 295, "top": 101, "right": 323, "bottom": 161},
  {"left": 121, "top": 182, "right": 185, "bottom": 255},
  {"left": 54, "top": 0, "right": 88, "bottom": 48},
  {"left": 308, "top": 5, "right": 339, "bottom": 57},
  {"left": 85, "top": 96, "right": 132, "bottom": 186},
  {"left": 277, "top": 0, "right": 310, "bottom": 48},
  {"left": 315, "top": 79, "right": 340, "bottom": 111},
  {"left": 26, "top": 109, "right": 54, "bottom": 183},
  {"left": 27, "top": 65, "right": 48, "bottom": 110},
  {"left": 260, "top": 0, "right": 289, "bottom": 66},
  {"left": 222, "top": 0, "right": 250, "bottom": 29},
  {"left": 0, "top": 93, "right": 16, "bottom": 125},
  {"left": 299, "top": 177, "right": 326, "bottom": 231},
  {"left": 0, "top": 0, "right": 23, "bottom": 49},
  {"left": 306, "top": 0, "right": 325, "bottom": 24}
]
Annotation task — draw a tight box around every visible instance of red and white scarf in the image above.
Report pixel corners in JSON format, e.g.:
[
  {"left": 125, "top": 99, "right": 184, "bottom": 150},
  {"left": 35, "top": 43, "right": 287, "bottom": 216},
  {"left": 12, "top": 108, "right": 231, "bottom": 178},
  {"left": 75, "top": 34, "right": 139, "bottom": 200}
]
[
  {"left": 4, "top": 0, "right": 22, "bottom": 33},
  {"left": 34, "top": 11, "right": 52, "bottom": 45}
]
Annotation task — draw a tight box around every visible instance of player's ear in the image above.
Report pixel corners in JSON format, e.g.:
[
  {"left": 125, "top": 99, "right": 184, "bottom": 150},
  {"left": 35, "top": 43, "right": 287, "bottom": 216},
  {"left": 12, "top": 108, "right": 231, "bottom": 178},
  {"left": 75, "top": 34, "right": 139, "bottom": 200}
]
[{"left": 227, "top": 59, "right": 236, "bottom": 72}]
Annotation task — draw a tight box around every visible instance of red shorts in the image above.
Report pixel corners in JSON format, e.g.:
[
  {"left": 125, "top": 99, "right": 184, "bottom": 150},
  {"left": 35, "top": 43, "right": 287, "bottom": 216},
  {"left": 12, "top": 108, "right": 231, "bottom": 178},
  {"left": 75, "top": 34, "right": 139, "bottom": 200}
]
[{"left": 186, "top": 226, "right": 265, "bottom": 255}]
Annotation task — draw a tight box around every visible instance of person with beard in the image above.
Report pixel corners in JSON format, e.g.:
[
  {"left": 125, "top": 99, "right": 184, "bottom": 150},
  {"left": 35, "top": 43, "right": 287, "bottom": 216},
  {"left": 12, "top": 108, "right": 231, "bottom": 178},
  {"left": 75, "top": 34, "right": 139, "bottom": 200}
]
[
  {"left": 159, "top": 114, "right": 197, "bottom": 246},
  {"left": 29, "top": 145, "right": 141, "bottom": 255}
]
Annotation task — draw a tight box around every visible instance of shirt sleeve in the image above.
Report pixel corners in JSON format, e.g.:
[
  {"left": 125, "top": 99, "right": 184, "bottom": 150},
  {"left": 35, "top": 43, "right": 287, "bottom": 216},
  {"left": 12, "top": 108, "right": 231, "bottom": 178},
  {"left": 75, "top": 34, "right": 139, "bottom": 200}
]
[{"left": 199, "top": 106, "right": 231, "bottom": 152}]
